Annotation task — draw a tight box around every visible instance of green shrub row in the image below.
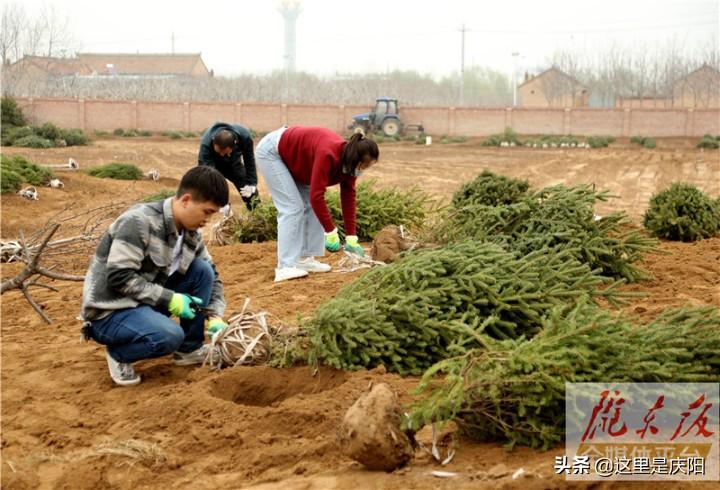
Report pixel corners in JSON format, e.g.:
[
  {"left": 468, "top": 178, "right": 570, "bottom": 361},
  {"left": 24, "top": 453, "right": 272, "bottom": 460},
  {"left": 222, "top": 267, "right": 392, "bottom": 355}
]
[
  {"left": 482, "top": 127, "right": 522, "bottom": 146},
  {"left": 1, "top": 98, "right": 88, "bottom": 147},
  {"left": 85, "top": 162, "right": 143, "bottom": 180},
  {"left": 1, "top": 96, "right": 27, "bottom": 127},
  {"left": 141, "top": 188, "right": 176, "bottom": 202},
  {"left": 630, "top": 135, "right": 657, "bottom": 148},
  {"left": 230, "top": 179, "right": 430, "bottom": 243},
  {"left": 0, "top": 155, "right": 56, "bottom": 193},
  {"left": 697, "top": 134, "right": 720, "bottom": 149},
  {"left": 106, "top": 128, "right": 202, "bottom": 138},
  {"left": 482, "top": 128, "right": 616, "bottom": 148},
  {"left": 1, "top": 122, "right": 88, "bottom": 147}
]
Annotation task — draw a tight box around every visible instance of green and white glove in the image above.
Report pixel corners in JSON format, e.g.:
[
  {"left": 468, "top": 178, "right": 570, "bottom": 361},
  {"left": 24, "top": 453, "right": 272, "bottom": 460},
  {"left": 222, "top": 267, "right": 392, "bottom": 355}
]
[
  {"left": 168, "top": 293, "right": 203, "bottom": 320},
  {"left": 324, "top": 227, "right": 340, "bottom": 252},
  {"left": 207, "top": 317, "right": 228, "bottom": 339},
  {"left": 344, "top": 235, "right": 365, "bottom": 257}
]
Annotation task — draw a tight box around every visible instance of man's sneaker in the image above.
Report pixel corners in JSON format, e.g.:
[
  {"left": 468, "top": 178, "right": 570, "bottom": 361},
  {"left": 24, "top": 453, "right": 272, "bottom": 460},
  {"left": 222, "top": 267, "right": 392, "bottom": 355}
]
[
  {"left": 274, "top": 266, "right": 309, "bottom": 282},
  {"left": 105, "top": 351, "right": 141, "bottom": 386},
  {"left": 295, "top": 257, "right": 331, "bottom": 273},
  {"left": 172, "top": 344, "right": 218, "bottom": 366}
]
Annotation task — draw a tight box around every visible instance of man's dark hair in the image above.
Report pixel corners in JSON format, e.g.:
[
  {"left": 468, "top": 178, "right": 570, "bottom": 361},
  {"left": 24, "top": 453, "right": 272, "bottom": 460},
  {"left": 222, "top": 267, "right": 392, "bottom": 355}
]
[
  {"left": 341, "top": 132, "right": 380, "bottom": 175},
  {"left": 176, "top": 166, "right": 229, "bottom": 206},
  {"left": 212, "top": 129, "right": 236, "bottom": 150}
]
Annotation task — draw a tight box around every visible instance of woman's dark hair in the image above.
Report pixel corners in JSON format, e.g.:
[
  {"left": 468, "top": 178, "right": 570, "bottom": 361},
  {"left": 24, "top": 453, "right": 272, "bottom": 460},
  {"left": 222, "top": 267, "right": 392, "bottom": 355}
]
[
  {"left": 341, "top": 133, "right": 379, "bottom": 175},
  {"left": 212, "top": 129, "right": 236, "bottom": 150},
  {"left": 176, "top": 166, "right": 229, "bottom": 207}
]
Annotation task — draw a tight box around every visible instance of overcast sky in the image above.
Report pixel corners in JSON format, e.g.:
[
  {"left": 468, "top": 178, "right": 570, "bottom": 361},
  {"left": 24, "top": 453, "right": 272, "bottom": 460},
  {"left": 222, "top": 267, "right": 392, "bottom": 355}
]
[{"left": 13, "top": 0, "right": 720, "bottom": 77}]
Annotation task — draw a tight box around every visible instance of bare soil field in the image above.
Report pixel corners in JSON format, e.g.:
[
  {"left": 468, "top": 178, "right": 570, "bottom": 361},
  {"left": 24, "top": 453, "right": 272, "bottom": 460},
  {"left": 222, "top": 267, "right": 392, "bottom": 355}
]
[{"left": 1, "top": 136, "right": 719, "bottom": 489}]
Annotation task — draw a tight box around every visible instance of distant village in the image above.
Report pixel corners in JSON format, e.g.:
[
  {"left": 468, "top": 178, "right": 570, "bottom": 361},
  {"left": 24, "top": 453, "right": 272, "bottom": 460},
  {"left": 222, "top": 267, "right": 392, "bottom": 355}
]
[{"left": 5, "top": 53, "right": 719, "bottom": 109}]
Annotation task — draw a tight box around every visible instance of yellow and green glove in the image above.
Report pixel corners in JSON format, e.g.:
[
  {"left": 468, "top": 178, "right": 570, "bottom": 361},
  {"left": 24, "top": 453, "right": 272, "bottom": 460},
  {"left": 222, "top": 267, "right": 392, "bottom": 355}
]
[
  {"left": 168, "top": 293, "right": 203, "bottom": 320},
  {"left": 344, "top": 235, "right": 365, "bottom": 256},
  {"left": 207, "top": 317, "right": 228, "bottom": 339},
  {"left": 324, "top": 227, "right": 340, "bottom": 252}
]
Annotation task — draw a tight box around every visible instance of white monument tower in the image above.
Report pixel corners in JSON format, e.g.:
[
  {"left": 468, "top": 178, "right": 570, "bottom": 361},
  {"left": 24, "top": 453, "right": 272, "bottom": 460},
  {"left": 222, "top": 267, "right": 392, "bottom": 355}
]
[{"left": 278, "top": 0, "right": 301, "bottom": 73}]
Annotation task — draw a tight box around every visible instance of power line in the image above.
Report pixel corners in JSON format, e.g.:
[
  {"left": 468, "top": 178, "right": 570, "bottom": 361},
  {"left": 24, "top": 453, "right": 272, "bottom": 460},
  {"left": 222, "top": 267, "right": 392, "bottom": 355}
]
[
  {"left": 465, "top": 20, "right": 717, "bottom": 35},
  {"left": 79, "top": 17, "right": 716, "bottom": 47}
]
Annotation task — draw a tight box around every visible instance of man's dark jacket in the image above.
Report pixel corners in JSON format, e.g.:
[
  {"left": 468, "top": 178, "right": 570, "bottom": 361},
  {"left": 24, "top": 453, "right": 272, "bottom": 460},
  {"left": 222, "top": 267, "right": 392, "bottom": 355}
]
[{"left": 197, "top": 122, "right": 257, "bottom": 186}]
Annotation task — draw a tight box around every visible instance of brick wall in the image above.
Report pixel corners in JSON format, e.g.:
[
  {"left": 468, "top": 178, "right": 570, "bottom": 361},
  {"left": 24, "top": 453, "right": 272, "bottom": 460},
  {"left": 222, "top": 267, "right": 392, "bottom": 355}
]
[
  {"left": 511, "top": 108, "right": 565, "bottom": 134},
  {"left": 628, "top": 110, "right": 689, "bottom": 137},
  {"left": 14, "top": 97, "right": 720, "bottom": 137},
  {"left": 570, "top": 109, "right": 625, "bottom": 135}
]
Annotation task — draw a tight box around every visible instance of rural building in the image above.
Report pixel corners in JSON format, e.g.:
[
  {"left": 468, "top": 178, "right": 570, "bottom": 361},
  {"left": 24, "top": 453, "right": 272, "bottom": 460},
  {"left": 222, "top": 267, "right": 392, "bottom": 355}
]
[
  {"left": 672, "top": 63, "right": 719, "bottom": 109},
  {"left": 518, "top": 67, "right": 589, "bottom": 108},
  {"left": 615, "top": 63, "right": 719, "bottom": 109},
  {"left": 75, "top": 53, "right": 211, "bottom": 78},
  {"left": 4, "top": 56, "right": 91, "bottom": 84},
  {"left": 7, "top": 53, "right": 211, "bottom": 80}
]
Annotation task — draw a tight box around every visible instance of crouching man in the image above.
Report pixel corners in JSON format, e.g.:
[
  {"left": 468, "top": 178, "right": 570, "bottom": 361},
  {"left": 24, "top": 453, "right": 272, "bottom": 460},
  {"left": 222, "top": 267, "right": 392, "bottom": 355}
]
[{"left": 80, "top": 166, "right": 229, "bottom": 386}]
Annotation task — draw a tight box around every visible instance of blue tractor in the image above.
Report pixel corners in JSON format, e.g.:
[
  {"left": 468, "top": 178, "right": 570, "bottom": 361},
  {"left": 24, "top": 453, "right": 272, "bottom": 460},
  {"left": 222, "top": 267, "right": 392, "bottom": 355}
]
[{"left": 348, "top": 97, "right": 424, "bottom": 137}]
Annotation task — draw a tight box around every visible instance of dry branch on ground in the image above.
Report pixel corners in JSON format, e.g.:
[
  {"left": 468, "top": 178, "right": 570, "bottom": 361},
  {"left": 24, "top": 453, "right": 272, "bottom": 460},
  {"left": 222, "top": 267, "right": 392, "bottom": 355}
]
[{"left": 1, "top": 203, "right": 126, "bottom": 323}]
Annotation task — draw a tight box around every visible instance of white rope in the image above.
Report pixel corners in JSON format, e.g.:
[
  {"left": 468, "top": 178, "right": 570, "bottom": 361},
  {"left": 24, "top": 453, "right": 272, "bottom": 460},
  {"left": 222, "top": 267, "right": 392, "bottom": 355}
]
[
  {"left": 46, "top": 158, "right": 79, "bottom": 170},
  {"left": 17, "top": 186, "right": 38, "bottom": 200},
  {"left": 0, "top": 241, "right": 23, "bottom": 263},
  {"left": 146, "top": 168, "right": 160, "bottom": 181},
  {"left": 202, "top": 297, "right": 281, "bottom": 369},
  {"left": 412, "top": 423, "right": 456, "bottom": 466},
  {"left": 208, "top": 207, "right": 234, "bottom": 246},
  {"left": 336, "top": 250, "right": 385, "bottom": 273}
]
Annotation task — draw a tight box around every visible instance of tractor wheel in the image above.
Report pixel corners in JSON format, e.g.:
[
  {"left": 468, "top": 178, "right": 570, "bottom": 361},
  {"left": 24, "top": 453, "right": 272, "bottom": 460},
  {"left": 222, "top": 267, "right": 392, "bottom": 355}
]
[
  {"left": 350, "top": 124, "right": 366, "bottom": 136},
  {"left": 381, "top": 119, "right": 400, "bottom": 137}
]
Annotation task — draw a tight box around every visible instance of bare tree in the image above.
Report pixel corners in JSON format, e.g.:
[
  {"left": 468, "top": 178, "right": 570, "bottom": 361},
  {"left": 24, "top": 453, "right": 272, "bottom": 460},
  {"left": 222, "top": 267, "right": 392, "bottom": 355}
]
[
  {"left": 0, "top": 1, "right": 77, "bottom": 65},
  {"left": 3, "top": 39, "right": 713, "bottom": 109},
  {"left": 545, "top": 40, "right": 711, "bottom": 109},
  {"left": 2, "top": 67, "right": 513, "bottom": 106},
  {"left": 41, "top": 4, "right": 76, "bottom": 57},
  {"left": 630, "top": 49, "right": 649, "bottom": 100},
  {"left": 0, "top": 2, "right": 24, "bottom": 65},
  {"left": 22, "top": 14, "right": 45, "bottom": 59}
]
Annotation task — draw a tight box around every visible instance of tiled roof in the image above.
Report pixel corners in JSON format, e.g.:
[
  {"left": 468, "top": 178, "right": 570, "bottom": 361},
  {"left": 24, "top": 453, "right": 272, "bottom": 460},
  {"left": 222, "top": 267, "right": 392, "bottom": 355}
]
[{"left": 76, "top": 53, "right": 208, "bottom": 76}]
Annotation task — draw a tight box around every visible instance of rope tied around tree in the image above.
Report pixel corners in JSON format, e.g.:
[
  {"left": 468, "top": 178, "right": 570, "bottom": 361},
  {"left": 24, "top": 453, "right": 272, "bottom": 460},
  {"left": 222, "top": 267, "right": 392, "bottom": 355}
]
[{"left": 203, "top": 298, "right": 283, "bottom": 369}]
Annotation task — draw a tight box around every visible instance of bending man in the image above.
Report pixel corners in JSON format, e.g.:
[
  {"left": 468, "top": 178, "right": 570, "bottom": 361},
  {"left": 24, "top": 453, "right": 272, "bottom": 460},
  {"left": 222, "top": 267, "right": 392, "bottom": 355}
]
[{"left": 198, "top": 121, "right": 259, "bottom": 211}]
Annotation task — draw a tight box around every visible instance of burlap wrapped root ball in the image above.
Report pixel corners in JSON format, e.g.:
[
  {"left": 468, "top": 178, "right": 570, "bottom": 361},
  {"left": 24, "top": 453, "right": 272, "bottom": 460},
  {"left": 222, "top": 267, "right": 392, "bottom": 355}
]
[
  {"left": 371, "top": 225, "right": 424, "bottom": 263},
  {"left": 337, "top": 382, "right": 415, "bottom": 471},
  {"left": 371, "top": 226, "right": 408, "bottom": 263}
]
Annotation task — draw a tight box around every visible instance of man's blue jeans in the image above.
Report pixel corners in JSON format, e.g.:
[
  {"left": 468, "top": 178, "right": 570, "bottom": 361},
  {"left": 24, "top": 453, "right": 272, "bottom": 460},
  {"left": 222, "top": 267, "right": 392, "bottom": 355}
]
[{"left": 90, "top": 259, "right": 214, "bottom": 363}]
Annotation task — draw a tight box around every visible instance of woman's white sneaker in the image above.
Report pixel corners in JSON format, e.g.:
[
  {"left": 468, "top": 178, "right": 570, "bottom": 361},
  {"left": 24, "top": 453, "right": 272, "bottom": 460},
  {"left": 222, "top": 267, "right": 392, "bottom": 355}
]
[
  {"left": 274, "top": 266, "right": 309, "bottom": 282},
  {"left": 295, "top": 257, "right": 331, "bottom": 273}
]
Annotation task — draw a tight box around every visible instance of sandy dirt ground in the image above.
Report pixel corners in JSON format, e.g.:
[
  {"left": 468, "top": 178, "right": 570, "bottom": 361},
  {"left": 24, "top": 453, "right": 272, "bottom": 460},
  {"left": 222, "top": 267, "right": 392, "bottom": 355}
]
[{"left": 1, "top": 136, "right": 719, "bottom": 489}]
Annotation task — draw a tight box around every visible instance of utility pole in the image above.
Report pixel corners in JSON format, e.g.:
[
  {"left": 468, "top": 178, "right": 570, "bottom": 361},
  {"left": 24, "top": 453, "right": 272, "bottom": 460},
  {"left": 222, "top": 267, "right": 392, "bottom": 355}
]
[
  {"left": 459, "top": 24, "right": 466, "bottom": 106},
  {"left": 171, "top": 32, "right": 175, "bottom": 55}
]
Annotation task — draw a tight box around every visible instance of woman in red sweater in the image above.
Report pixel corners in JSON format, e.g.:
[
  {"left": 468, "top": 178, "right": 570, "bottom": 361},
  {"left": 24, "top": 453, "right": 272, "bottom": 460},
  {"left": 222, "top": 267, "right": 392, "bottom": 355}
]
[{"left": 256, "top": 127, "right": 379, "bottom": 282}]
